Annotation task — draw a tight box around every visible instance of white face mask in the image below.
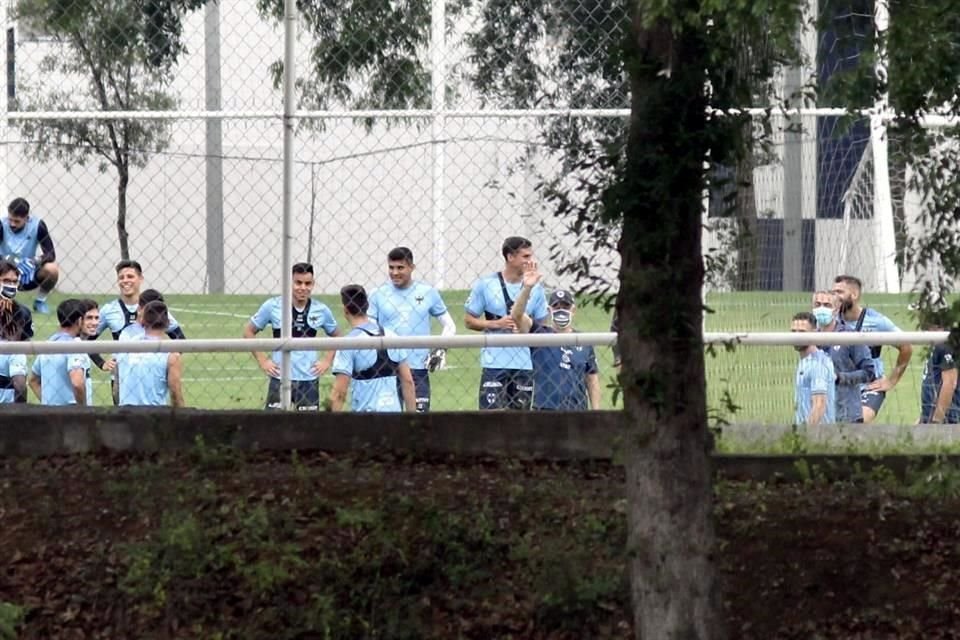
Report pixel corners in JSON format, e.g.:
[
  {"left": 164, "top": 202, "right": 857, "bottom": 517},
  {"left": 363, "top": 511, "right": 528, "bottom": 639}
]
[{"left": 552, "top": 308, "right": 572, "bottom": 329}]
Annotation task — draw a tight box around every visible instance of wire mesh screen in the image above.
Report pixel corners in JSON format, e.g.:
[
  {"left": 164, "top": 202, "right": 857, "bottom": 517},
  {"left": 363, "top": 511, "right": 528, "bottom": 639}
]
[{"left": 0, "top": 0, "right": 626, "bottom": 412}]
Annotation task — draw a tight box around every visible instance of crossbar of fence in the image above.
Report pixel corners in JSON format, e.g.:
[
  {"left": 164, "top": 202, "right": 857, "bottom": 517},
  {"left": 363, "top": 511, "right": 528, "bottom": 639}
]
[
  {"left": 0, "top": 331, "right": 950, "bottom": 356},
  {"left": 4, "top": 107, "right": 958, "bottom": 124}
]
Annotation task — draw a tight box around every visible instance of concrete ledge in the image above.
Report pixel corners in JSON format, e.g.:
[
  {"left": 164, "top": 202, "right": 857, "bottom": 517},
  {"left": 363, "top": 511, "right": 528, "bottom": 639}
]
[
  {"left": 5, "top": 410, "right": 960, "bottom": 482},
  {"left": 716, "top": 422, "right": 960, "bottom": 449},
  {"left": 0, "top": 408, "right": 625, "bottom": 459}
]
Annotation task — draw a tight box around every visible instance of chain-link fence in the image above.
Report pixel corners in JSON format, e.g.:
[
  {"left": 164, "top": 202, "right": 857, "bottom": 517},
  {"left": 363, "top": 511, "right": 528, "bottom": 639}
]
[{"left": 0, "top": 0, "right": 627, "bottom": 412}]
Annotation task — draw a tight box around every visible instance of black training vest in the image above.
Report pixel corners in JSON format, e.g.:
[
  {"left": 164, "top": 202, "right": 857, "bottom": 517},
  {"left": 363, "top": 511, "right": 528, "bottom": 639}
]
[
  {"left": 353, "top": 325, "right": 400, "bottom": 380},
  {"left": 272, "top": 300, "right": 318, "bottom": 339},
  {"left": 111, "top": 298, "right": 139, "bottom": 340}
]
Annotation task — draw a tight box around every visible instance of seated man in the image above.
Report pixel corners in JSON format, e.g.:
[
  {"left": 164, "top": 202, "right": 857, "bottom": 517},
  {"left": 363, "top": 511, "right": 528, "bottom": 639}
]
[{"left": 0, "top": 197, "right": 60, "bottom": 314}]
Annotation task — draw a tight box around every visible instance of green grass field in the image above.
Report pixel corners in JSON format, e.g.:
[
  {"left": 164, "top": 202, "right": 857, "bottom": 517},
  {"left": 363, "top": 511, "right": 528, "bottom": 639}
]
[{"left": 21, "top": 290, "right": 928, "bottom": 424}]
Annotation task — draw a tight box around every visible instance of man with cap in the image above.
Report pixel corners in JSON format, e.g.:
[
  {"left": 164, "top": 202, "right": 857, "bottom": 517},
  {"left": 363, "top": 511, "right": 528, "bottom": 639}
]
[{"left": 510, "top": 262, "right": 601, "bottom": 410}]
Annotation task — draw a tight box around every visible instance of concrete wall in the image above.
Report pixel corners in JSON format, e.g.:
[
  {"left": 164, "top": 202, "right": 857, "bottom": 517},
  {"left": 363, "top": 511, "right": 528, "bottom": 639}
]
[{"left": 3, "top": 2, "right": 621, "bottom": 295}]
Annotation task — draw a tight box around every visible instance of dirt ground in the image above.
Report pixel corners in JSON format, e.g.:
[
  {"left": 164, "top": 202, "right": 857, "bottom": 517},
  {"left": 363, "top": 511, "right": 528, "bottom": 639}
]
[{"left": 2, "top": 449, "right": 960, "bottom": 639}]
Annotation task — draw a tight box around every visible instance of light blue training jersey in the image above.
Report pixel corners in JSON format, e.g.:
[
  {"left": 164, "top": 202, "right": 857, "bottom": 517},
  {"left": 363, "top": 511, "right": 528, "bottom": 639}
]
[
  {"left": 0, "top": 217, "right": 40, "bottom": 261},
  {"left": 249, "top": 297, "right": 338, "bottom": 381},
  {"left": 795, "top": 349, "right": 837, "bottom": 425},
  {"left": 368, "top": 281, "right": 447, "bottom": 371},
  {"left": 31, "top": 332, "right": 88, "bottom": 405},
  {"left": 0, "top": 344, "right": 27, "bottom": 404},
  {"left": 840, "top": 307, "right": 900, "bottom": 379},
  {"left": 465, "top": 273, "right": 548, "bottom": 371},
  {"left": 98, "top": 299, "right": 181, "bottom": 341},
  {"left": 117, "top": 335, "right": 171, "bottom": 406},
  {"left": 331, "top": 322, "right": 408, "bottom": 412}
]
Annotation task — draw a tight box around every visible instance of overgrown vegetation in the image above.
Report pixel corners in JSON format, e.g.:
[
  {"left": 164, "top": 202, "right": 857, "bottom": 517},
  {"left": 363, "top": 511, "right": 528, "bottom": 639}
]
[{"left": 4, "top": 447, "right": 960, "bottom": 638}]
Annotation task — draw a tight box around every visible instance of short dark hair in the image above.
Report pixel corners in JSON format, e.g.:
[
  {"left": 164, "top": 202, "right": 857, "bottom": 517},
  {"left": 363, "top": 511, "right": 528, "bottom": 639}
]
[
  {"left": 834, "top": 275, "right": 863, "bottom": 291},
  {"left": 139, "top": 289, "right": 164, "bottom": 306},
  {"left": 502, "top": 236, "right": 532, "bottom": 259},
  {"left": 79, "top": 298, "right": 99, "bottom": 313},
  {"left": 8, "top": 198, "right": 29, "bottom": 217},
  {"left": 0, "top": 259, "right": 17, "bottom": 279},
  {"left": 292, "top": 262, "right": 314, "bottom": 276},
  {"left": 792, "top": 311, "right": 817, "bottom": 327},
  {"left": 57, "top": 299, "right": 87, "bottom": 328},
  {"left": 116, "top": 260, "right": 143, "bottom": 275},
  {"left": 141, "top": 301, "right": 170, "bottom": 330},
  {"left": 340, "top": 284, "right": 368, "bottom": 316},
  {"left": 387, "top": 247, "right": 414, "bottom": 264}
]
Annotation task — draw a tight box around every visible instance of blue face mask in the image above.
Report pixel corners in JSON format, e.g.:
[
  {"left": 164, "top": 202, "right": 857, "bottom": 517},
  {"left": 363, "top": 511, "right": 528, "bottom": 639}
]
[
  {"left": 0, "top": 284, "right": 16, "bottom": 300},
  {"left": 812, "top": 307, "right": 834, "bottom": 327}
]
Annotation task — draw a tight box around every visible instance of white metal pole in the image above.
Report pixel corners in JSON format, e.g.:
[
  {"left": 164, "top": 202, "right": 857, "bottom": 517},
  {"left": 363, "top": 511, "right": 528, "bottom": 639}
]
[
  {"left": 430, "top": 0, "right": 446, "bottom": 288},
  {"left": 280, "top": 0, "right": 297, "bottom": 410},
  {"left": 873, "top": 0, "right": 899, "bottom": 294}
]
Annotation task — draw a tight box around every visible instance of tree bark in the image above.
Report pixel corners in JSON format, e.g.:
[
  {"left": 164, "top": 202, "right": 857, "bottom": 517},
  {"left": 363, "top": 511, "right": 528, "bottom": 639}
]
[
  {"left": 618, "top": 3, "right": 723, "bottom": 638},
  {"left": 117, "top": 166, "right": 130, "bottom": 261}
]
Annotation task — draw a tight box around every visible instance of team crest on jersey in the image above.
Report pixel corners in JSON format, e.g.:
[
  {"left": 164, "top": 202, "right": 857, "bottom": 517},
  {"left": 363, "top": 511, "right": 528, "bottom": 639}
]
[
  {"left": 415, "top": 296, "right": 424, "bottom": 304},
  {"left": 946, "top": 353, "right": 954, "bottom": 363}
]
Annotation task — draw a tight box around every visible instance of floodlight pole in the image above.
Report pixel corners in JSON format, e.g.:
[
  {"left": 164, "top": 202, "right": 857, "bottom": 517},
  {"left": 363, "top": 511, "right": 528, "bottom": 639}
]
[
  {"left": 204, "top": 0, "right": 225, "bottom": 294},
  {"left": 280, "top": 0, "right": 297, "bottom": 410},
  {"left": 430, "top": 0, "right": 446, "bottom": 288}
]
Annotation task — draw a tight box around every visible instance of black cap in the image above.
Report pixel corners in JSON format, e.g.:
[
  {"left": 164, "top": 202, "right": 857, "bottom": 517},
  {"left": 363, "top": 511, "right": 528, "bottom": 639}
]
[{"left": 548, "top": 289, "right": 574, "bottom": 307}]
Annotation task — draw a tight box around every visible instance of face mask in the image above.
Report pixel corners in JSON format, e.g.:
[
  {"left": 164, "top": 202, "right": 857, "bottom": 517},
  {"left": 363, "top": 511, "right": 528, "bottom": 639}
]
[
  {"left": 552, "top": 308, "right": 572, "bottom": 329},
  {"left": 0, "top": 284, "right": 16, "bottom": 300},
  {"left": 812, "top": 307, "right": 834, "bottom": 327}
]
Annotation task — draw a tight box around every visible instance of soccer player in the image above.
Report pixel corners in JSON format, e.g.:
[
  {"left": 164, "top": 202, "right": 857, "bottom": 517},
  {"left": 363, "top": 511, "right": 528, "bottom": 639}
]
[
  {"left": 0, "top": 197, "right": 60, "bottom": 314},
  {"left": 28, "top": 299, "right": 88, "bottom": 406},
  {"left": 118, "top": 289, "right": 167, "bottom": 341},
  {"left": 243, "top": 262, "right": 340, "bottom": 411},
  {"left": 833, "top": 274, "right": 913, "bottom": 422},
  {"left": 918, "top": 309, "right": 959, "bottom": 424},
  {"left": 91, "top": 262, "right": 185, "bottom": 403},
  {"left": 330, "top": 284, "right": 415, "bottom": 412},
  {"left": 367, "top": 247, "right": 456, "bottom": 412},
  {"left": 464, "top": 236, "right": 549, "bottom": 410},
  {"left": 0, "top": 258, "right": 34, "bottom": 343},
  {"left": 0, "top": 339, "right": 26, "bottom": 404},
  {"left": 811, "top": 290, "right": 877, "bottom": 423},
  {"left": 117, "top": 302, "right": 185, "bottom": 407},
  {"left": 791, "top": 311, "right": 836, "bottom": 426},
  {"left": 510, "top": 263, "right": 600, "bottom": 410},
  {"left": 79, "top": 299, "right": 101, "bottom": 405}
]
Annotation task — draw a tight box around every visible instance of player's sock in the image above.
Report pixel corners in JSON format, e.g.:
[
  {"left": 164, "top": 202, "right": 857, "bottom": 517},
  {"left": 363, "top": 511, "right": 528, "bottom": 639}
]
[{"left": 36, "top": 293, "right": 48, "bottom": 302}]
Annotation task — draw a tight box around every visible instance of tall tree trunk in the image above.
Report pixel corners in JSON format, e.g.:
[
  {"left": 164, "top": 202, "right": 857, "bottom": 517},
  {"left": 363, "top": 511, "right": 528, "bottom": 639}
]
[
  {"left": 618, "top": 2, "right": 723, "bottom": 638},
  {"left": 117, "top": 166, "right": 130, "bottom": 261}
]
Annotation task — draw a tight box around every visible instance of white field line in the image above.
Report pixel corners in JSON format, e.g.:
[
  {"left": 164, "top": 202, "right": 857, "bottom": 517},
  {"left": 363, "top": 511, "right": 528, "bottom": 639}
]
[{"left": 169, "top": 306, "right": 251, "bottom": 320}]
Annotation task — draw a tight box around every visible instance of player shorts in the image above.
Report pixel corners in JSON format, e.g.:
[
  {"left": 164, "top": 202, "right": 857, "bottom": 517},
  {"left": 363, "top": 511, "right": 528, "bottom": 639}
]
[
  {"left": 396, "top": 368, "right": 431, "bottom": 412},
  {"left": 860, "top": 389, "right": 886, "bottom": 415},
  {"left": 265, "top": 378, "right": 320, "bottom": 411},
  {"left": 478, "top": 368, "right": 534, "bottom": 411}
]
